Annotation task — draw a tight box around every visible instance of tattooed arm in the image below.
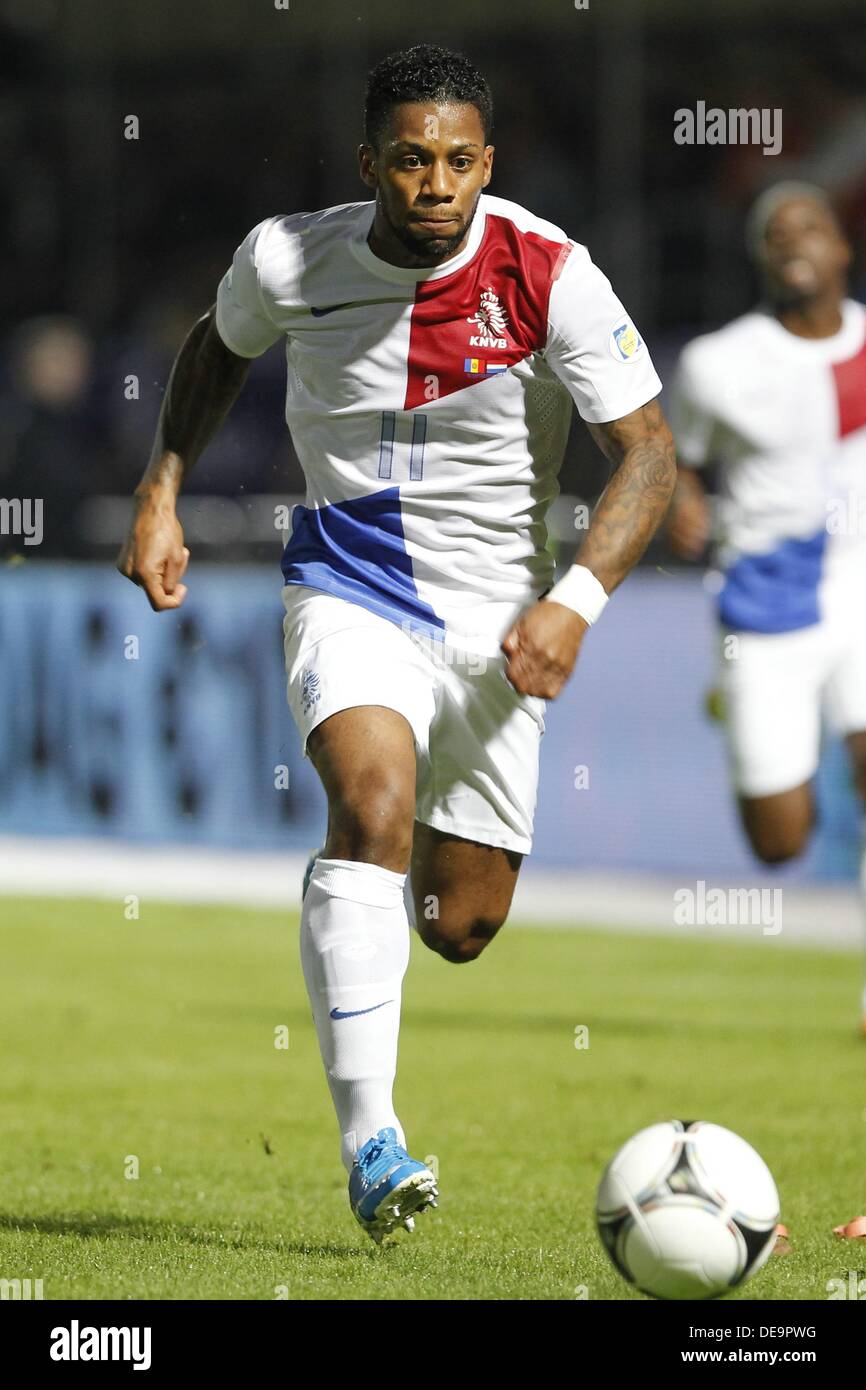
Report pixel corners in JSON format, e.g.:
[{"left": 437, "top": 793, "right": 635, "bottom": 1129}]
[
  {"left": 577, "top": 397, "right": 678, "bottom": 591},
  {"left": 501, "top": 398, "right": 677, "bottom": 698}
]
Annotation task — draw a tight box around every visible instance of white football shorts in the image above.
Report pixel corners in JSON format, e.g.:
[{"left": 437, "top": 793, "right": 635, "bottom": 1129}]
[
  {"left": 716, "top": 593, "right": 866, "bottom": 797},
  {"left": 281, "top": 583, "right": 546, "bottom": 854}
]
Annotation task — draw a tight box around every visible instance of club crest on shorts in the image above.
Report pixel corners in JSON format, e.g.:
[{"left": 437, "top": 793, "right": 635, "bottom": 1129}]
[
  {"left": 300, "top": 667, "right": 321, "bottom": 714},
  {"left": 609, "top": 317, "right": 644, "bottom": 362}
]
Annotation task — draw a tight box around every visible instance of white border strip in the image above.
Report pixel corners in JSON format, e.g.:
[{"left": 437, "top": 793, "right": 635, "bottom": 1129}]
[{"left": 0, "top": 837, "right": 859, "bottom": 949}]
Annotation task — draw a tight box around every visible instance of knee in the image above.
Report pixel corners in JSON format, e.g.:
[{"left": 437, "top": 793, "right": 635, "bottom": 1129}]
[
  {"left": 740, "top": 791, "right": 815, "bottom": 866},
  {"left": 329, "top": 773, "right": 414, "bottom": 862},
  {"left": 433, "top": 935, "right": 487, "bottom": 965},
  {"left": 747, "top": 825, "right": 811, "bottom": 866},
  {"left": 416, "top": 912, "right": 503, "bottom": 964}
]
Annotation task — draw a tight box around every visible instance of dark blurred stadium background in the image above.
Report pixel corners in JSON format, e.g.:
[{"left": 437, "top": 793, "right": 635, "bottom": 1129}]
[
  {"left": 4, "top": 0, "right": 866, "bottom": 557},
  {"left": 1, "top": 0, "right": 864, "bottom": 902}
]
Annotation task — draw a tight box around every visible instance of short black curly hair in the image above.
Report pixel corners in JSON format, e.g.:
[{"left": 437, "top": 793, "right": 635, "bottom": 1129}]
[{"left": 364, "top": 44, "right": 493, "bottom": 150}]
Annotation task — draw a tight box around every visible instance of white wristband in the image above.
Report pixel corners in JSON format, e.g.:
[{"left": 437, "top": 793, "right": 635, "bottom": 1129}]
[{"left": 544, "top": 565, "right": 609, "bottom": 625}]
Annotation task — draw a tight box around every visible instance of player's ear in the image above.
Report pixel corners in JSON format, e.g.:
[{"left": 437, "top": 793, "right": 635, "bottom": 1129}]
[
  {"left": 358, "top": 143, "right": 378, "bottom": 190},
  {"left": 481, "top": 145, "right": 494, "bottom": 189}
]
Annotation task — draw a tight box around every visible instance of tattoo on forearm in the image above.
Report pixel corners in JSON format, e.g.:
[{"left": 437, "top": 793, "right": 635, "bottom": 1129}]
[{"left": 579, "top": 399, "right": 678, "bottom": 593}]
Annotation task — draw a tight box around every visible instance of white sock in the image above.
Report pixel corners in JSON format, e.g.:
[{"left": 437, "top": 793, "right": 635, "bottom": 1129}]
[{"left": 300, "top": 856, "right": 410, "bottom": 1173}]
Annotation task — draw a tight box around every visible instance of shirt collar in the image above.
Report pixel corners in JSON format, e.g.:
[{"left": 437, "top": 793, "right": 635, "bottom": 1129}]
[{"left": 349, "top": 195, "right": 488, "bottom": 285}]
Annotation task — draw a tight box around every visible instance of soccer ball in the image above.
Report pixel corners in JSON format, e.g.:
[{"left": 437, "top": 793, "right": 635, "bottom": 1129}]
[{"left": 596, "top": 1120, "right": 780, "bottom": 1300}]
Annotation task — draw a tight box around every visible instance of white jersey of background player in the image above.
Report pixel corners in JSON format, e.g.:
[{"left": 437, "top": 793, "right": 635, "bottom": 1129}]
[
  {"left": 667, "top": 182, "right": 866, "bottom": 1033},
  {"left": 118, "top": 45, "right": 676, "bottom": 1240}
]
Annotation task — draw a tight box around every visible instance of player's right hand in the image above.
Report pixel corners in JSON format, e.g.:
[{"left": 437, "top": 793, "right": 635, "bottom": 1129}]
[{"left": 116, "top": 492, "right": 190, "bottom": 611}]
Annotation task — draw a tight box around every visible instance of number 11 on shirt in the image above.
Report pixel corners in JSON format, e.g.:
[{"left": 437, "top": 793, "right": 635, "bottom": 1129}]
[{"left": 378, "top": 411, "right": 428, "bottom": 481}]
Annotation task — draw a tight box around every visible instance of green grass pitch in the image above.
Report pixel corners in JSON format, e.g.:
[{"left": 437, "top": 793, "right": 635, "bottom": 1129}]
[{"left": 0, "top": 894, "right": 863, "bottom": 1300}]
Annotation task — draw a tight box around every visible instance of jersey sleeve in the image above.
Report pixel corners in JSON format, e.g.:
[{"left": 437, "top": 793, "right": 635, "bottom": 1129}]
[
  {"left": 215, "top": 218, "right": 284, "bottom": 359},
  {"left": 668, "top": 342, "right": 717, "bottom": 468},
  {"left": 544, "top": 243, "right": 662, "bottom": 423}
]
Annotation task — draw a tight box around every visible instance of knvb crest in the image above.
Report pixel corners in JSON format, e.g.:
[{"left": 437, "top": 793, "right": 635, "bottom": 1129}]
[
  {"left": 467, "top": 287, "right": 509, "bottom": 349},
  {"left": 300, "top": 667, "right": 321, "bottom": 715}
]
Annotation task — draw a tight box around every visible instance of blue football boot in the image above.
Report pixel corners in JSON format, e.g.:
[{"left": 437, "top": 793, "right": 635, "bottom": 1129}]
[{"left": 349, "top": 1127, "right": 438, "bottom": 1244}]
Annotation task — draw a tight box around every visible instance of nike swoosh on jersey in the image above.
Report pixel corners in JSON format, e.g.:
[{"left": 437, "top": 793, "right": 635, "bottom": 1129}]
[
  {"left": 329, "top": 1000, "right": 394, "bottom": 1019},
  {"left": 310, "top": 298, "right": 408, "bottom": 317}
]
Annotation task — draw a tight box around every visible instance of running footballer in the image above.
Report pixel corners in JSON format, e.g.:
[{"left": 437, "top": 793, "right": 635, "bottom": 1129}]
[
  {"left": 118, "top": 45, "right": 676, "bottom": 1242},
  {"left": 667, "top": 182, "right": 866, "bottom": 1036}
]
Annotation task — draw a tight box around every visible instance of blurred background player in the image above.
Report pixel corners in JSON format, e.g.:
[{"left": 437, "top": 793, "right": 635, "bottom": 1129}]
[
  {"left": 116, "top": 44, "right": 675, "bottom": 1240},
  {"left": 666, "top": 182, "right": 866, "bottom": 1033}
]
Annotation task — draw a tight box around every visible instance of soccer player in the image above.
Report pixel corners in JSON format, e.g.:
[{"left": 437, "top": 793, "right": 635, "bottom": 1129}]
[
  {"left": 117, "top": 45, "right": 675, "bottom": 1241},
  {"left": 666, "top": 182, "right": 866, "bottom": 1031}
]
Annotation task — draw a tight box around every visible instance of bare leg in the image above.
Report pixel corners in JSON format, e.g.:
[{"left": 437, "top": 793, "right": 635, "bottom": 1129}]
[
  {"left": 307, "top": 704, "right": 417, "bottom": 869},
  {"left": 738, "top": 783, "right": 815, "bottom": 865},
  {"left": 410, "top": 822, "right": 523, "bottom": 963},
  {"left": 301, "top": 706, "right": 418, "bottom": 1172}
]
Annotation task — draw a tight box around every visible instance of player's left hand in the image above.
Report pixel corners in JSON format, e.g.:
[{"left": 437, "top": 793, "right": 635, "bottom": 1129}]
[{"left": 500, "top": 599, "right": 588, "bottom": 699}]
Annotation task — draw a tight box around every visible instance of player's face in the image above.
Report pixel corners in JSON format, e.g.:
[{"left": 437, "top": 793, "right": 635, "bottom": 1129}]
[
  {"left": 359, "top": 102, "right": 493, "bottom": 267},
  {"left": 759, "top": 197, "right": 851, "bottom": 304}
]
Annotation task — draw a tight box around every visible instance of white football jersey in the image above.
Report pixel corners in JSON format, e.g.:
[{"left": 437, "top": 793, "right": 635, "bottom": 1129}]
[
  {"left": 216, "top": 193, "right": 662, "bottom": 654},
  {"left": 671, "top": 300, "right": 866, "bottom": 633}
]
